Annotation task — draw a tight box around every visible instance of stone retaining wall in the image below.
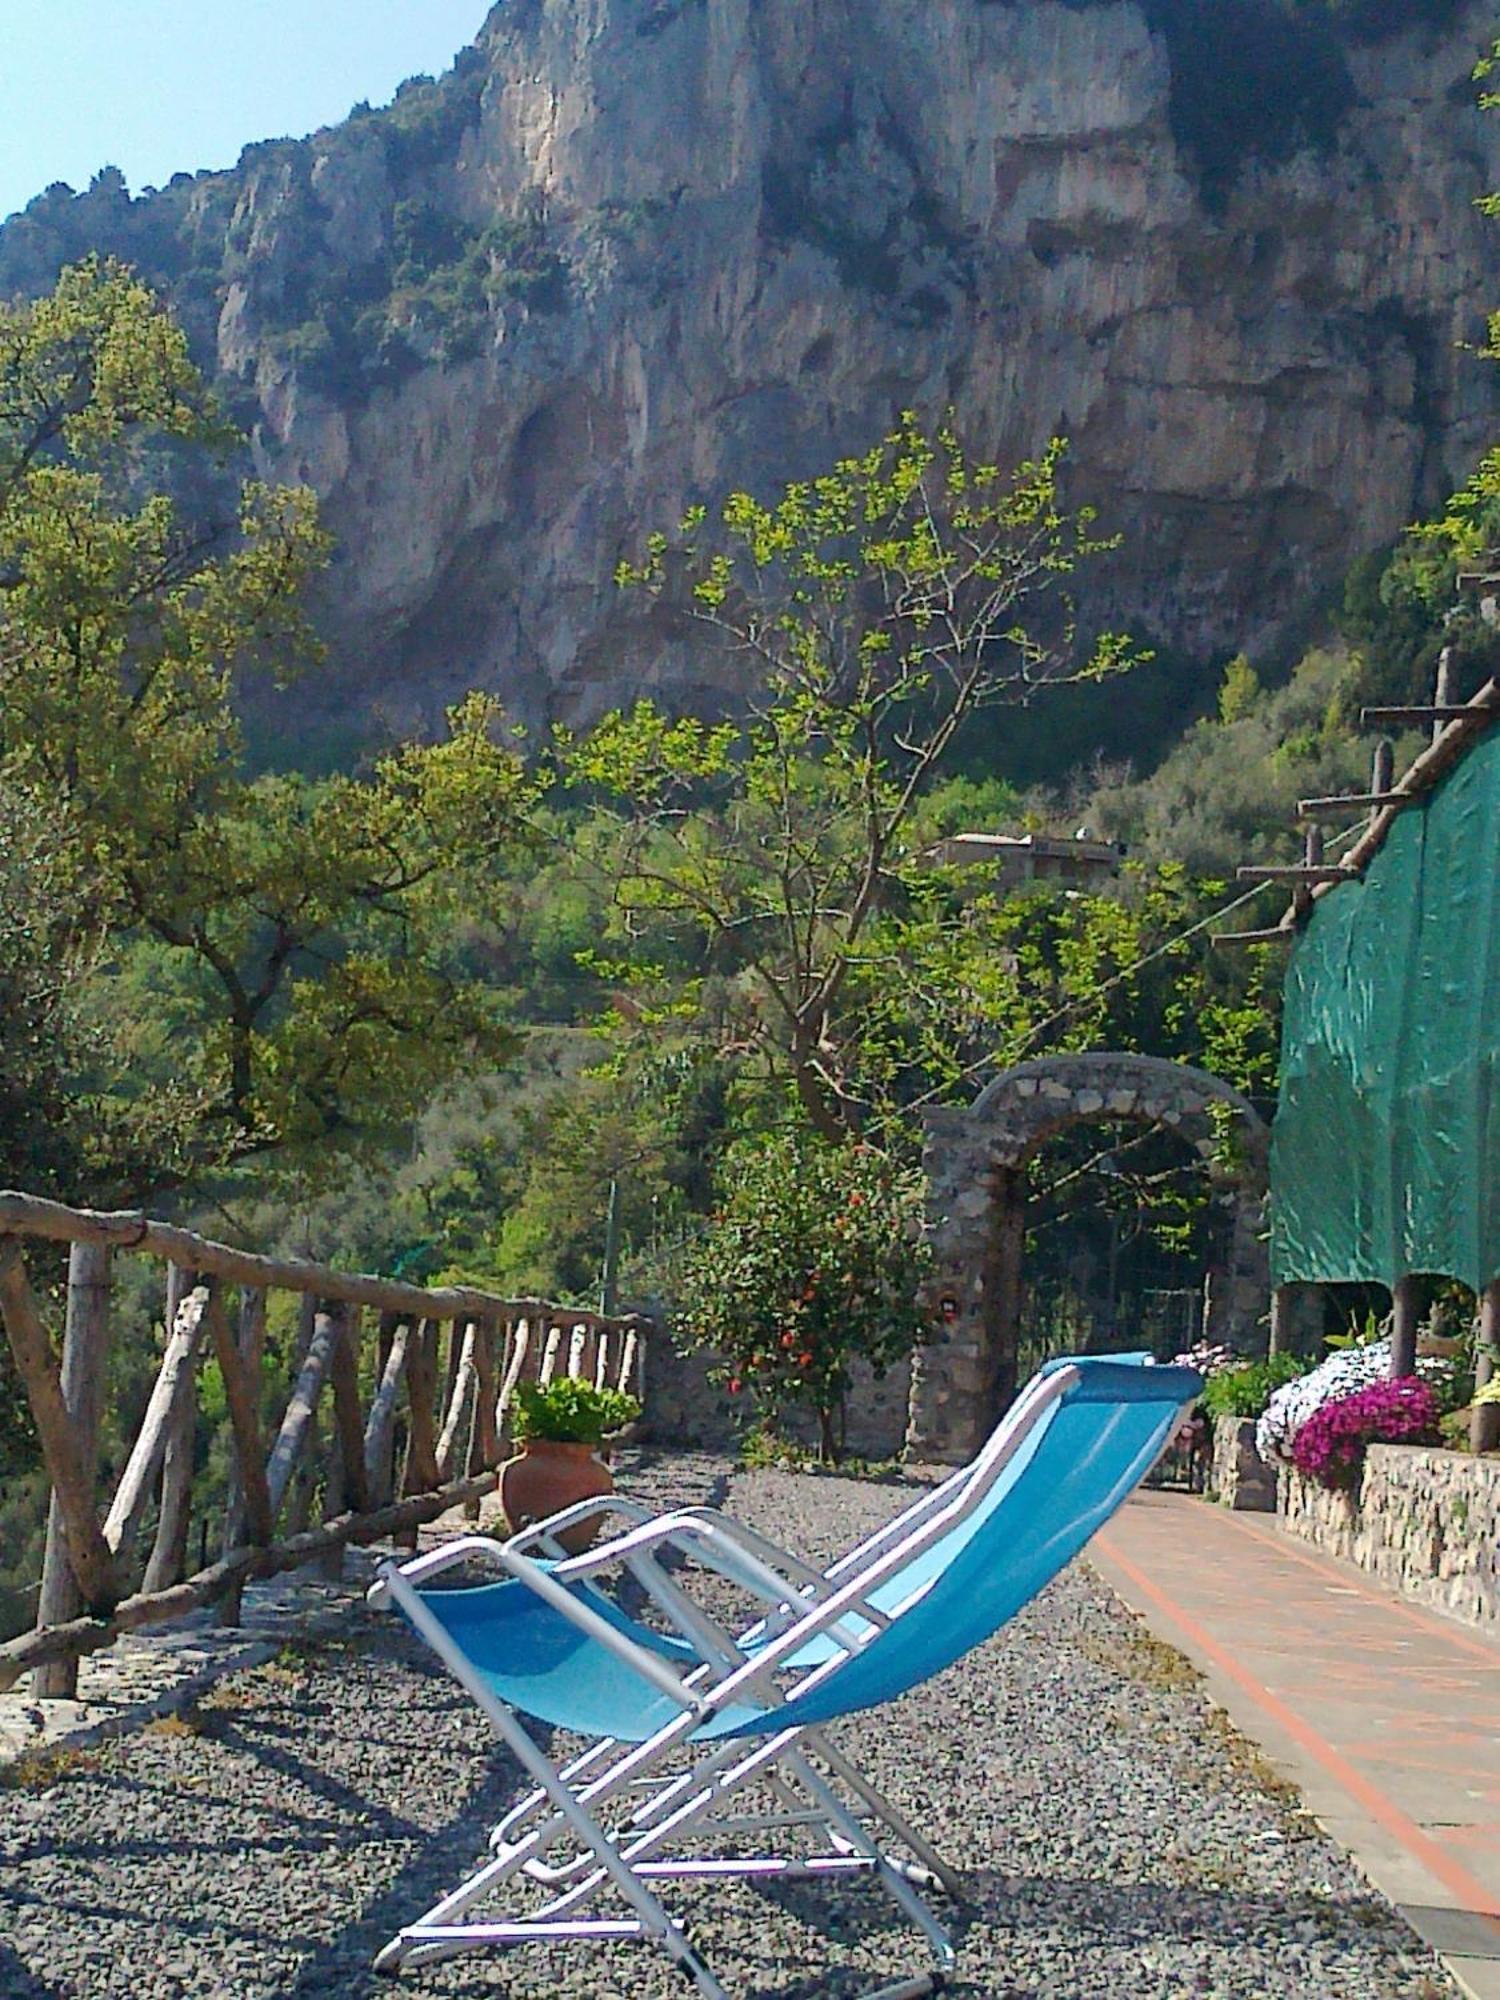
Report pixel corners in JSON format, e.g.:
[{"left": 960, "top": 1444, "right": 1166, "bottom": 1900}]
[
  {"left": 1209, "top": 1415, "right": 1276, "bottom": 1511},
  {"left": 644, "top": 1327, "right": 912, "bottom": 1462},
  {"left": 1279, "top": 1444, "right": 1500, "bottom": 1633}
]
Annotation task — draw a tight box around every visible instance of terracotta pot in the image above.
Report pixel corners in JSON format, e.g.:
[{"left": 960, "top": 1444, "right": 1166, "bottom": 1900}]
[{"left": 499, "top": 1439, "right": 615, "bottom": 1554}]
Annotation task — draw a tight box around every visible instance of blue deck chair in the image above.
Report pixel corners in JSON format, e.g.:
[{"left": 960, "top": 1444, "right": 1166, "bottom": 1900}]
[{"left": 368, "top": 1354, "right": 1201, "bottom": 1998}]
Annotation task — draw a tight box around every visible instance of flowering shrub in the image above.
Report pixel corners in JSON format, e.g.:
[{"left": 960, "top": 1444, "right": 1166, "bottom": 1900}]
[
  {"left": 1201, "top": 1353, "right": 1308, "bottom": 1421},
  {"left": 1290, "top": 1376, "right": 1441, "bottom": 1492},
  {"left": 674, "top": 1132, "right": 930, "bottom": 1462},
  {"left": 1256, "top": 1336, "right": 1453, "bottom": 1466}
]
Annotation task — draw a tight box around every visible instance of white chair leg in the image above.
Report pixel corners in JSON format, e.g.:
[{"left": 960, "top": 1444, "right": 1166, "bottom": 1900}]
[{"left": 809, "top": 1731, "right": 968, "bottom": 1900}]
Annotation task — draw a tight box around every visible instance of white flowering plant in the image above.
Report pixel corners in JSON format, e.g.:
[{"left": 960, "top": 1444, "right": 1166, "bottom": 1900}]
[{"left": 1255, "top": 1334, "right": 1455, "bottom": 1466}]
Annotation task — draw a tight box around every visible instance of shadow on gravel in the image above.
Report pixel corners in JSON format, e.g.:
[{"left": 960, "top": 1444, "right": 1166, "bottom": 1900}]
[
  {"left": 959, "top": 1866, "right": 1400, "bottom": 1943},
  {"left": 0, "top": 1941, "right": 67, "bottom": 1997}
]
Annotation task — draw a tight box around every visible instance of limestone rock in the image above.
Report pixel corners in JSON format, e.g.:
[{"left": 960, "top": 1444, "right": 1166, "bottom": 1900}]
[{"left": 5, "top": 0, "right": 1498, "bottom": 738}]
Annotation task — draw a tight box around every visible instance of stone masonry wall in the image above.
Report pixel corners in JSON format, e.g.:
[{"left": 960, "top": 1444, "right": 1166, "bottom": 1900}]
[
  {"left": 909, "top": 1055, "right": 1271, "bottom": 1463},
  {"left": 1279, "top": 1445, "right": 1500, "bottom": 1634},
  {"left": 1209, "top": 1415, "right": 1276, "bottom": 1512},
  {"left": 644, "top": 1326, "right": 912, "bottom": 1461}
]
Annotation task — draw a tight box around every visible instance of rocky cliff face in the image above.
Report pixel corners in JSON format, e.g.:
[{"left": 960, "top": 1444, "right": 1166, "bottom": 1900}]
[{"left": 5, "top": 0, "right": 1500, "bottom": 743}]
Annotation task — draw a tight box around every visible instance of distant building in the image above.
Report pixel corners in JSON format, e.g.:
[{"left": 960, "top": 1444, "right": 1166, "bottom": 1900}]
[{"left": 922, "top": 831, "right": 1124, "bottom": 895}]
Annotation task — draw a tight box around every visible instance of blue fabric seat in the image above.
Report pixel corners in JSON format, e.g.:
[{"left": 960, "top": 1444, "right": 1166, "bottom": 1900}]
[
  {"left": 403, "top": 1357, "right": 1199, "bottom": 1743},
  {"left": 374, "top": 1351, "right": 1202, "bottom": 1996}
]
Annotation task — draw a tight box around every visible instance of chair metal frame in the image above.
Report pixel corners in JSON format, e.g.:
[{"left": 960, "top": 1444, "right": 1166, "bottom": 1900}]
[{"left": 367, "top": 1365, "right": 1084, "bottom": 1997}]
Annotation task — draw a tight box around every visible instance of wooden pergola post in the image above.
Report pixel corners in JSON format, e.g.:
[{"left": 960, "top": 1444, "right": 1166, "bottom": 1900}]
[
  {"left": 1473, "top": 1280, "right": 1500, "bottom": 1455},
  {"left": 33, "top": 1243, "right": 113, "bottom": 1697},
  {"left": 1391, "top": 1275, "right": 1421, "bottom": 1380}
]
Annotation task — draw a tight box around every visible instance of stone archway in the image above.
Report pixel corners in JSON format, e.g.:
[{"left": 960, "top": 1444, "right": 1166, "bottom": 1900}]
[{"left": 906, "top": 1053, "right": 1270, "bottom": 1462}]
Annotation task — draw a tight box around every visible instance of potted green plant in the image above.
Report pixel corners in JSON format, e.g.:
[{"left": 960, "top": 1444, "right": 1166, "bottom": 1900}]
[{"left": 500, "top": 1377, "right": 643, "bottom": 1553}]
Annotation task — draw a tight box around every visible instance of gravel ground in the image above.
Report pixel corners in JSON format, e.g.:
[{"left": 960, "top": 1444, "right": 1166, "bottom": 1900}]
[{"left": 0, "top": 1452, "right": 1456, "bottom": 2000}]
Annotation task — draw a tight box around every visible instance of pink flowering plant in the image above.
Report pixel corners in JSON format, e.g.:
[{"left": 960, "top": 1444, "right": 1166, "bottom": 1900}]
[{"left": 1290, "top": 1376, "right": 1441, "bottom": 1493}]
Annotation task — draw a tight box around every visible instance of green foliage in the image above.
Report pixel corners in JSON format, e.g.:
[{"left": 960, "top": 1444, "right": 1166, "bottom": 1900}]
[
  {"left": 1216, "top": 654, "right": 1262, "bottom": 725},
  {"left": 384, "top": 67, "right": 487, "bottom": 178},
  {"left": 1093, "top": 647, "right": 1371, "bottom": 876},
  {"left": 1201, "top": 1354, "right": 1309, "bottom": 1419},
  {"left": 674, "top": 1133, "right": 930, "bottom": 1460},
  {"left": 1339, "top": 453, "right": 1500, "bottom": 710},
  {"left": 277, "top": 208, "right": 570, "bottom": 402},
  {"left": 574, "top": 414, "right": 1142, "bottom": 1143},
  {"left": 511, "top": 1376, "right": 642, "bottom": 1445},
  {"left": 0, "top": 260, "right": 539, "bottom": 1199}
]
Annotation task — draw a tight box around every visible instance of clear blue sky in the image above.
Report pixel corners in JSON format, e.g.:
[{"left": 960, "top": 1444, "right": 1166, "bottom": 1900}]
[{"left": 0, "top": 2, "right": 493, "bottom": 222}]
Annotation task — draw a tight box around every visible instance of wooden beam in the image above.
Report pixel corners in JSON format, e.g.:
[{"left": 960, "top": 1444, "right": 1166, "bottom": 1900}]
[
  {"left": 540, "top": 1320, "right": 564, "bottom": 1384},
  {"left": 435, "top": 1320, "right": 478, "bottom": 1482},
  {"left": 1432, "top": 646, "right": 1459, "bottom": 746},
  {"left": 0, "top": 1468, "right": 501, "bottom": 1693},
  {"left": 1306, "top": 679, "right": 1500, "bottom": 907},
  {"left": 402, "top": 1317, "right": 441, "bottom": 1496},
  {"left": 1391, "top": 1276, "right": 1421, "bottom": 1380},
  {"left": 1213, "top": 927, "right": 1296, "bottom": 946},
  {"left": 496, "top": 1318, "right": 531, "bottom": 1439},
  {"left": 1235, "top": 865, "right": 1359, "bottom": 884},
  {"left": 222, "top": 1287, "right": 268, "bottom": 1556},
  {"left": 470, "top": 1316, "right": 499, "bottom": 1473},
  {"left": 617, "top": 1327, "right": 640, "bottom": 1399},
  {"left": 33, "top": 1243, "right": 113, "bottom": 1696},
  {"left": 1473, "top": 1282, "right": 1500, "bottom": 1456},
  {"left": 0, "top": 1190, "right": 641, "bottom": 1333},
  {"left": 0, "top": 1239, "right": 120, "bottom": 1615},
  {"left": 1296, "top": 792, "right": 1410, "bottom": 816},
  {"left": 105, "top": 1279, "right": 211, "bottom": 1571}
]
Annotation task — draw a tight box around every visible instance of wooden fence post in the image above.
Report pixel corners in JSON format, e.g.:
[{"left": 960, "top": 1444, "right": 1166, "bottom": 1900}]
[
  {"left": 143, "top": 1266, "right": 200, "bottom": 1594},
  {"left": 266, "top": 1302, "right": 341, "bottom": 1522},
  {"left": 329, "top": 1303, "right": 371, "bottom": 1518},
  {"left": 364, "top": 1314, "right": 410, "bottom": 1508},
  {"left": 32, "top": 1242, "right": 113, "bottom": 1697},
  {"left": 0, "top": 1191, "right": 651, "bottom": 1686},
  {"left": 402, "top": 1318, "right": 441, "bottom": 1494},
  {"left": 102, "top": 1282, "right": 212, "bottom": 1569},
  {"left": 218, "top": 1286, "right": 269, "bottom": 1626},
  {"left": 0, "top": 1240, "right": 120, "bottom": 1618},
  {"left": 466, "top": 1317, "right": 500, "bottom": 1520},
  {"left": 435, "top": 1320, "right": 478, "bottom": 1482}
]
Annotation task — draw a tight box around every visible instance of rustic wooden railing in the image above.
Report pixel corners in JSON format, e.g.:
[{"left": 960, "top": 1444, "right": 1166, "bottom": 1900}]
[{"left": 0, "top": 1191, "right": 648, "bottom": 1697}]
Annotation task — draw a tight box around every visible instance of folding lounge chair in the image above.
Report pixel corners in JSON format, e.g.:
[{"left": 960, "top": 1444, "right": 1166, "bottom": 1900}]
[{"left": 368, "top": 1354, "right": 1201, "bottom": 1998}]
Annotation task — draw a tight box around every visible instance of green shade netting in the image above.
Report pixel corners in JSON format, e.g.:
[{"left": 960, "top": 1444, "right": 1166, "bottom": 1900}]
[{"left": 1270, "top": 727, "right": 1500, "bottom": 1290}]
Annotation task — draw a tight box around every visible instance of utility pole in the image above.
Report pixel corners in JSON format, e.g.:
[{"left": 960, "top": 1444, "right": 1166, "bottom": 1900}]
[{"left": 599, "top": 1178, "right": 621, "bottom": 1317}]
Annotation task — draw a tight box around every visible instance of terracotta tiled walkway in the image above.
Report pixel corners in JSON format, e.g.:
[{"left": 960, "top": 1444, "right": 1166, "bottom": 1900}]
[{"left": 1093, "top": 1491, "right": 1500, "bottom": 2000}]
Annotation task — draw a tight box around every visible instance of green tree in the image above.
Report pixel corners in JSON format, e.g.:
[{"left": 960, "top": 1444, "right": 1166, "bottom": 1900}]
[
  {"left": 0, "top": 259, "right": 536, "bottom": 1195},
  {"left": 674, "top": 1131, "right": 930, "bottom": 1461},
  {"left": 567, "top": 416, "right": 1139, "bottom": 1144}
]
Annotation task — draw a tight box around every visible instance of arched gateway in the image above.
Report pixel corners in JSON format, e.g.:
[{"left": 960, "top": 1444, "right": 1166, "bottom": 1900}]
[{"left": 906, "top": 1053, "right": 1270, "bottom": 1462}]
